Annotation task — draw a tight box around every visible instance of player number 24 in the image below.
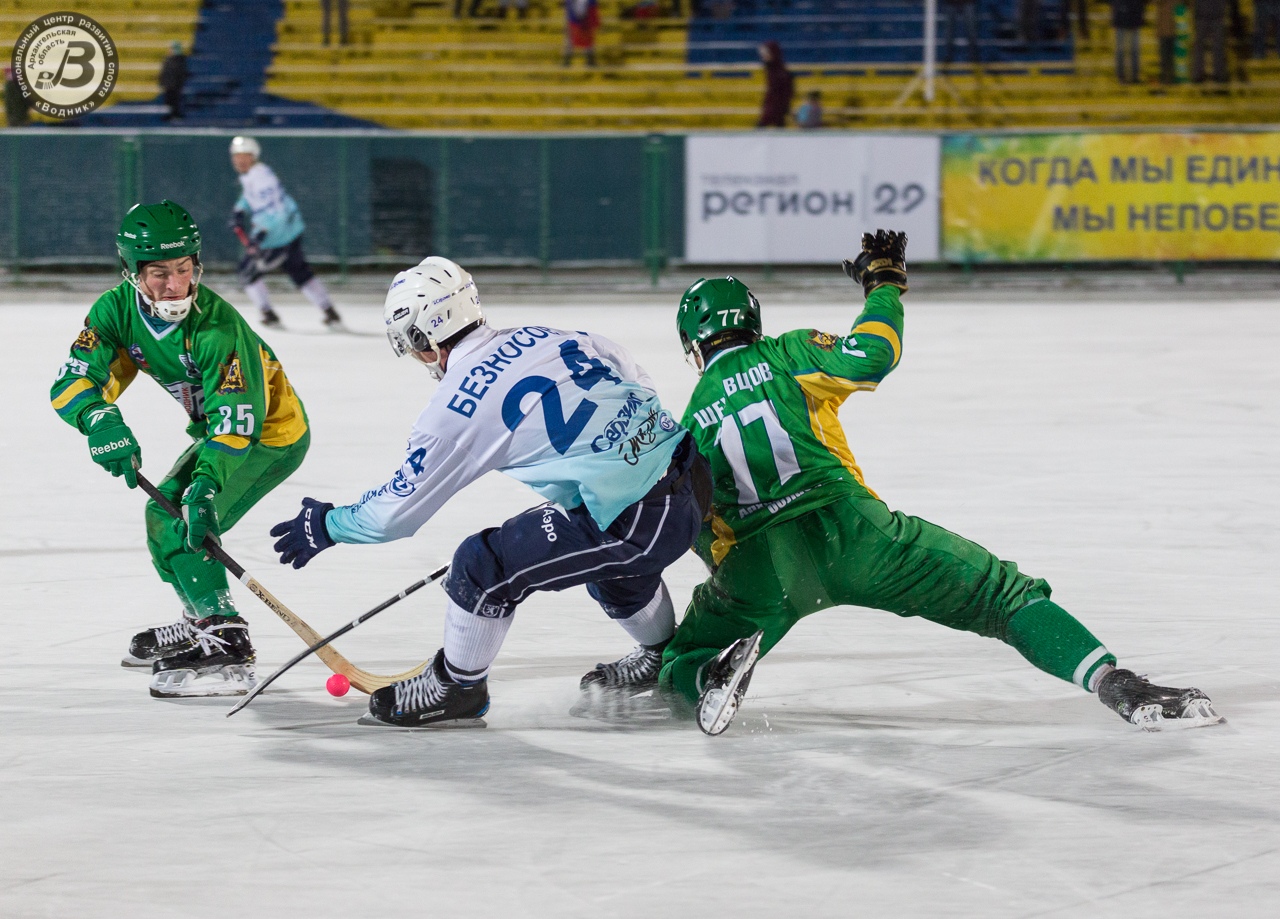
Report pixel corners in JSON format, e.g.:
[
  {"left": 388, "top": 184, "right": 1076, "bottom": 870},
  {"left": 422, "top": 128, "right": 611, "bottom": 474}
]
[
  {"left": 716, "top": 398, "right": 800, "bottom": 505},
  {"left": 212, "top": 404, "right": 254, "bottom": 437}
]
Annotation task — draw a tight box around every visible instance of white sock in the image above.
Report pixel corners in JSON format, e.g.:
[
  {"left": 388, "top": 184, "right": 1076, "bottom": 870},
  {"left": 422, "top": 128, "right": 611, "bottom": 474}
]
[
  {"left": 442, "top": 599, "right": 512, "bottom": 682},
  {"left": 613, "top": 581, "right": 675, "bottom": 647},
  {"left": 299, "top": 277, "right": 333, "bottom": 311},
  {"left": 244, "top": 279, "right": 272, "bottom": 312}
]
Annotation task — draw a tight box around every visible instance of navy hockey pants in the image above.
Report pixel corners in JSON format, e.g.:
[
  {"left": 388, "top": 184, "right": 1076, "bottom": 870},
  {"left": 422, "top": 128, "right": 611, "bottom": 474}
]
[{"left": 444, "top": 435, "right": 710, "bottom": 621}]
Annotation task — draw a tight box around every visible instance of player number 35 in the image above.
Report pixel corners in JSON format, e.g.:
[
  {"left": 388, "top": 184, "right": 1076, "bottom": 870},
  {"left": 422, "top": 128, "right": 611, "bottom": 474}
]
[{"left": 212, "top": 403, "right": 255, "bottom": 437}]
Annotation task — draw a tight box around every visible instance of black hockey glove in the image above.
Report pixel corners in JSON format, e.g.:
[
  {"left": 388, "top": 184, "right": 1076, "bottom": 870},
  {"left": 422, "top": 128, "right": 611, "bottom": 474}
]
[
  {"left": 842, "top": 229, "right": 908, "bottom": 297},
  {"left": 270, "top": 498, "right": 336, "bottom": 569}
]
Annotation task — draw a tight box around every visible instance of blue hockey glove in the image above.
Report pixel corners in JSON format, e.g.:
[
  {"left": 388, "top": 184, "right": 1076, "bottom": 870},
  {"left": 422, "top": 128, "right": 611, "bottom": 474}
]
[
  {"left": 85, "top": 404, "right": 141, "bottom": 489},
  {"left": 270, "top": 498, "right": 336, "bottom": 569}
]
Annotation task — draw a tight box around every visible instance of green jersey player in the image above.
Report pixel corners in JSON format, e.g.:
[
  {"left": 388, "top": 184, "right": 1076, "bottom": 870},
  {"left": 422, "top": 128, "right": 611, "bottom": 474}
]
[
  {"left": 50, "top": 200, "right": 311, "bottom": 698},
  {"left": 659, "top": 230, "right": 1223, "bottom": 736}
]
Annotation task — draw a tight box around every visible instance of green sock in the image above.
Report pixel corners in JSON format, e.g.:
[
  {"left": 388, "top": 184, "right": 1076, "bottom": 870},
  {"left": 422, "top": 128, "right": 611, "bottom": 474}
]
[{"left": 1005, "top": 599, "right": 1116, "bottom": 689}]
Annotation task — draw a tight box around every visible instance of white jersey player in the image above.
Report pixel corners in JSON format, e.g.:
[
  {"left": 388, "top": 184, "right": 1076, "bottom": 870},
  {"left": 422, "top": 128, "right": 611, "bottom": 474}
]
[
  {"left": 229, "top": 136, "right": 343, "bottom": 330},
  {"left": 270, "top": 257, "right": 711, "bottom": 727}
]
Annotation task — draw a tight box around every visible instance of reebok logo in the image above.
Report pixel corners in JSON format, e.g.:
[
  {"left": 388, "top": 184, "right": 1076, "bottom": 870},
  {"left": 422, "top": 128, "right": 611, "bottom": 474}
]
[
  {"left": 160, "top": 241, "right": 185, "bottom": 249},
  {"left": 86, "top": 407, "right": 116, "bottom": 427},
  {"left": 90, "top": 437, "right": 133, "bottom": 456}
]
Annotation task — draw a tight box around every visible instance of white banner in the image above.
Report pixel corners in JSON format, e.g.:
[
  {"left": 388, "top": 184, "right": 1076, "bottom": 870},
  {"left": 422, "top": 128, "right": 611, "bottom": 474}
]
[{"left": 684, "top": 134, "right": 941, "bottom": 263}]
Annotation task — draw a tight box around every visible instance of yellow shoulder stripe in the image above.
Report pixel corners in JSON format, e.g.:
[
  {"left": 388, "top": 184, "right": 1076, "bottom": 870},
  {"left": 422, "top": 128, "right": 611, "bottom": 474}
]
[
  {"left": 794, "top": 371, "right": 878, "bottom": 405},
  {"left": 851, "top": 320, "right": 902, "bottom": 367},
  {"left": 51, "top": 377, "right": 94, "bottom": 410}
]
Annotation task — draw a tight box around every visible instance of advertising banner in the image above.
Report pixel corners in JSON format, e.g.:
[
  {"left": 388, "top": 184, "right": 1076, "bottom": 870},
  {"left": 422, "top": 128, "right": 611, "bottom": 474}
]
[
  {"left": 943, "top": 132, "right": 1280, "bottom": 261},
  {"left": 685, "top": 134, "right": 940, "bottom": 263}
]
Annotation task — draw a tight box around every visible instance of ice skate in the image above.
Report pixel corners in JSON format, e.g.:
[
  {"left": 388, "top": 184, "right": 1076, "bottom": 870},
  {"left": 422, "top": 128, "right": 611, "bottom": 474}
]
[
  {"left": 572, "top": 644, "right": 668, "bottom": 720},
  {"left": 321, "top": 306, "right": 345, "bottom": 331},
  {"left": 259, "top": 307, "right": 282, "bottom": 329},
  {"left": 121, "top": 616, "right": 197, "bottom": 668},
  {"left": 149, "top": 615, "right": 257, "bottom": 698},
  {"left": 1097, "top": 668, "right": 1225, "bottom": 731},
  {"left": 696, "top": 630, "right": 763, "bottom": 736},
  {"left": 580, "top": 645, "right": 663, "bottom": 694},
  {"left": 359, "top": 649, "right": 488, "bottom": 729}
]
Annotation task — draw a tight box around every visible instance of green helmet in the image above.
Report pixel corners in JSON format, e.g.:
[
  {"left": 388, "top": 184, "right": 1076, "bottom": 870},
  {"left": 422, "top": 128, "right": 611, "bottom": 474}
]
[
  {"left": 116, "top": 200, "right": 201, "bottom": 276},
  {"left": 676, "top": 276, "right": 762, "bottom": 359}
]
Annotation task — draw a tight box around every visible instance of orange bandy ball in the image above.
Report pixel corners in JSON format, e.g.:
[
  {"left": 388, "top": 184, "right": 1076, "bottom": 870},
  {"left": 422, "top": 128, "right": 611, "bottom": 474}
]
[{"left": 326, "top": 673, "right": 351, "bottom": 696}]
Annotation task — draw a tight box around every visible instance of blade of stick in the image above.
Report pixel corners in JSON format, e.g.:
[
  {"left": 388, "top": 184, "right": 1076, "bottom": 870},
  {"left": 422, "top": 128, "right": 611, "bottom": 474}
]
[
  {"left": 226, "top": 564, "right": 448, "bottom": 717},
  {"left": 134, "top": 473, "right": 443, "bottom": 694}
]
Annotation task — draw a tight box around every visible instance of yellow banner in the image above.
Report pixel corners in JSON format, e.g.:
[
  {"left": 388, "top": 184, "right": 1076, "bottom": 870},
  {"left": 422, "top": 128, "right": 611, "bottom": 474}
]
[{"left": 942, "top": 132, "right": 1280, "bottom": 261}]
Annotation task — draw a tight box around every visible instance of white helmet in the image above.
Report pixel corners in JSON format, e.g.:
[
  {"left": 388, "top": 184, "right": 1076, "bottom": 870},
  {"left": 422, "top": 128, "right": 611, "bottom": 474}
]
[
  {"left": 229, "top": 136, "right": 260, "bottom": 159},
  {"left": 384, "top": 256, "right": 484, "bottom": 378}
]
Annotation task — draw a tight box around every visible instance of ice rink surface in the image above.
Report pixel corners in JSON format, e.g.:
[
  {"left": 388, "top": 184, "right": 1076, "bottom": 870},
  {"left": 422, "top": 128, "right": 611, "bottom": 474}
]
[{"left": 2, "top": 279, "right": 1278, "bottom": 918}]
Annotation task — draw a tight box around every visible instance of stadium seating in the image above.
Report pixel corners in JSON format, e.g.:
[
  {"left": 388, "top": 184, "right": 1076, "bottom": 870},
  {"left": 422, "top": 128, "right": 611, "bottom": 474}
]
[
  {"left": 686, "top": 0, "right": 1071, "bottom": 66},
  {"left": 264, "top": 1, "right": 1280, "bottom": 131}
]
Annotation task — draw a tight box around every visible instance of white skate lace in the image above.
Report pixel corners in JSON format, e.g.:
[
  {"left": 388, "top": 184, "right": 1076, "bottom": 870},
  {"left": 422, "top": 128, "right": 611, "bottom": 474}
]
[
  {"left": 155, "top": 619, "right": 195, "bottom": 646},
  {"left": 191, "top": 623, "right": 234, "bottom": 656},
  {"left": 394, "top": 668, "right": 449, "bottom": 713},
  {"left": 597, "top": 647, "right": 661, "bottom": 686}
]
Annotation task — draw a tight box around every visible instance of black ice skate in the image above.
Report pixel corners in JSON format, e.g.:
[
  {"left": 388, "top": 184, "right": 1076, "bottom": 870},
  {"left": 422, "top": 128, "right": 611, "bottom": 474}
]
[
  {"left": 121, "top": 616, "right": 197, "bottom": 668},
  {"left": 149, "top": 615, "right": 257, "bottom": 698},
  {"left": 321, "top": 306, "right": 344, "bottom": 330},
  {"left": 571, "top": 645, "right": 672, "bottom": 722},
  {"left": 260, "top": 307, "right": 282, "bottom": 328},
  {"left": 1097, "top": 668, "right": 1225, "bottom": 731},
  {"left": 580, "top": 645, "right": 663, "bottom": 694},
  {"left": 359, "top": 649, "right": 489, "bottom": 729},
  {"left": 696, "top": 630, "right": 763, "bottom": 736}
]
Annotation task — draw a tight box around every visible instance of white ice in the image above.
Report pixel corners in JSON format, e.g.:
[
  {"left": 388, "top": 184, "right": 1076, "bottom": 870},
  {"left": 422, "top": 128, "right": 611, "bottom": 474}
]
[{"left": 2, "top": 279, "right": 1278, "bottom": 918}]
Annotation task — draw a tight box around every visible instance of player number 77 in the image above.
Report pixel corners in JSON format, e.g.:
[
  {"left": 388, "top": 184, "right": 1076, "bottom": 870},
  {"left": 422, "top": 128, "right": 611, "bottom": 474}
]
[
  {"left": 714, "top": 397, "right": 800, "bottom": 505},
  {"left": 716, "top": 308, "right": 745, "bottom": 325}
]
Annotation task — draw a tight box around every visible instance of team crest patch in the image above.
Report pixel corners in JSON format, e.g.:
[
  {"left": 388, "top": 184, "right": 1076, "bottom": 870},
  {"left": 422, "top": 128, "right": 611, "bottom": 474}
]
[
  {"left": 807, "top": 330, "right": 839, "bottom": 351},
  {"left": 127, "top": 344, "right": 151, "bottom": 371},
  {"left": 217, "top": 354, "right": 247, "bottom": 394},
  {"left": 72, "top": 326, "right": 101, "bottom": 353}
]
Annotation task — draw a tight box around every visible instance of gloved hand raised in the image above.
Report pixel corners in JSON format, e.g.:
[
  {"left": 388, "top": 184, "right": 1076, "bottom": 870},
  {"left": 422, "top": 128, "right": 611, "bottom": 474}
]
[
  {"left": 270, "top": 498, "right": 336, "bottom": 569},
  {"left": 180, "top": 476, "right": 220, "bottom": 553},
  {"left": 842, "top": 229, "right": 908, "bottom": 297},
  {"left": 85, "top": 404, "right": 142, "bottom": 489}
]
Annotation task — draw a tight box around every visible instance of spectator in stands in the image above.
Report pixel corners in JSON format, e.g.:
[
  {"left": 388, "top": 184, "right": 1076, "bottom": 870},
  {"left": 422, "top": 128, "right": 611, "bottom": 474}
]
[
  {"left": 564, "top": 0, "right": 601, "bottom": 67},
  {"left": 1111, "top": 0, "right": 1146, "bottom": 83},
  {"left": 756, "top": 41, "right": 794, "bottom": 128},
  {"left": 1156, "top": 0, "right": 1178, "bottom": 82},
  {"left": 4, "top": 65, "right": 30, "bottom": 127},
  {"left": 1061, "top": 0, "right": 1090, "bottom": 40},
  {"left": 795, "top": 90, "right": 823, "bottom": 129},
  {"left": 323, "top": 0, "right": 350, "bottom": 45},
  {"left": 158, "top": 41, "right": 188, "bottom": 122},
  {"left": 1191, "top": 0, "right": 1229, "bottom": 82},
  {"left": 941, "top": 0, "right": 982, "bottom": 67},
  {"left": 1018, "top": 0, "right": 1042, "bottom": 44}
]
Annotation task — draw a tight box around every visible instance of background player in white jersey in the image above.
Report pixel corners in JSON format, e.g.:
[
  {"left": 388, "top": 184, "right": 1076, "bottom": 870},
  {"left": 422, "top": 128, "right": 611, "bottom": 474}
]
[
  {"left": 229, "top": 136, "right": 344, "bottom": 330},
  {"left": 268, "top": 257, "right": 711, "bottom": 727}
]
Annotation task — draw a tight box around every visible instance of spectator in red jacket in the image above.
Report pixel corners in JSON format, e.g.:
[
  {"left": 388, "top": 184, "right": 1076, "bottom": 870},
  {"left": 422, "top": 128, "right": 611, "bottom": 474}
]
[
  {"left": 564, "top": 0, "right": 601, "bottom": 67},
  {"left": 756, "top": 40, "right": 794, "bottom": 128}
]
